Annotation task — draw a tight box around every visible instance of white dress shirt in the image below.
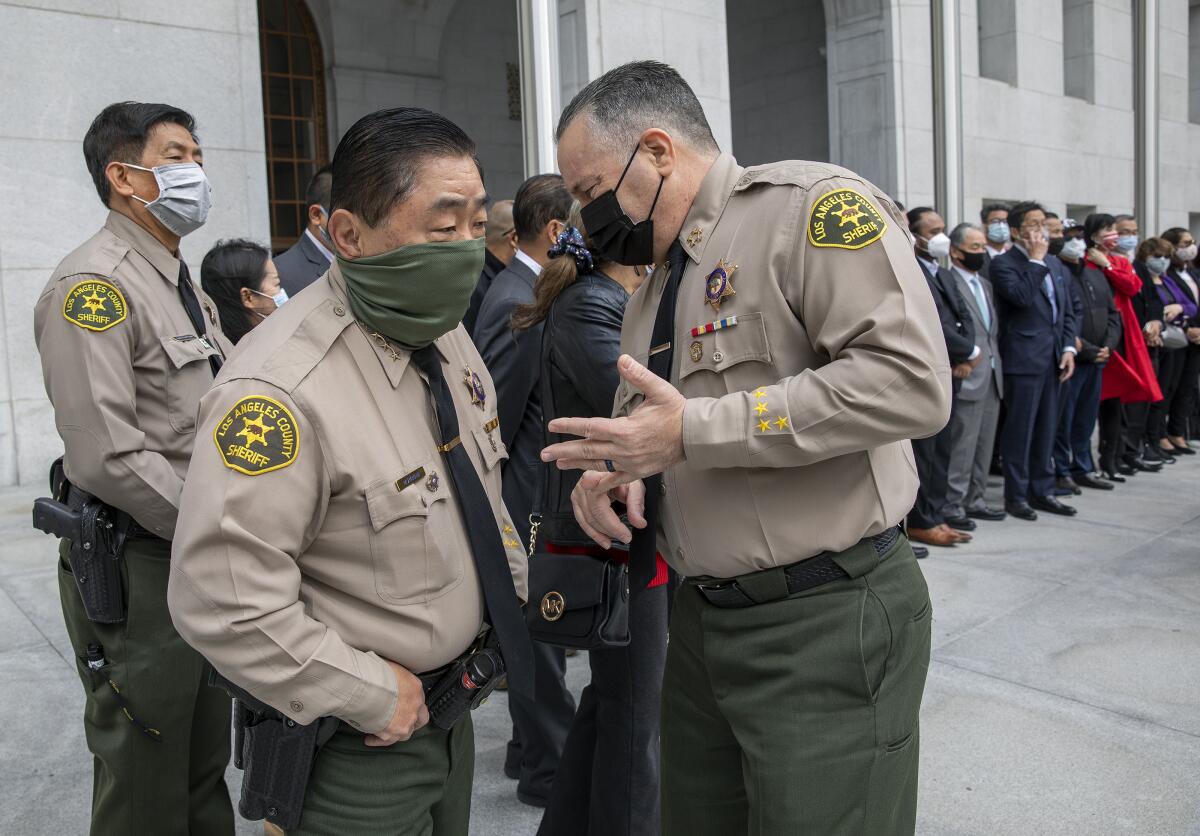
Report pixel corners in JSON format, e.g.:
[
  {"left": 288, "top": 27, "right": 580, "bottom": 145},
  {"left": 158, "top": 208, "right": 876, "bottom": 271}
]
[
  {"left": 304, "top": 228, "right": 335, "bottom": 263},
  {"left": 514, "top": 247, "right": 543, "bottom": 277}
]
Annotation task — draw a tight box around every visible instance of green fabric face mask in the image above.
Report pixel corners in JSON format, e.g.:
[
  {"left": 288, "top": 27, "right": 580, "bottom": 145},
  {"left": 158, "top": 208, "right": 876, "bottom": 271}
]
[{"left": 337, "top": 237, "right": 485, "bottom": 350}]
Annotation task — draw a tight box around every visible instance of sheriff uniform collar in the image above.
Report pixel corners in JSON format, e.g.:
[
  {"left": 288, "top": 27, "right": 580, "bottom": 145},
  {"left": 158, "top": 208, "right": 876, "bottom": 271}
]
[{"left": 104, "top": 209, "right": 183, "bottom": 286}]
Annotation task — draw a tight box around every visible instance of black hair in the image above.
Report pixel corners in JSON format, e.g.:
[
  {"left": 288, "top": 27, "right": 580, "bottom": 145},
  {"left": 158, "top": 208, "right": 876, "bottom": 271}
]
[
  {"left": 1083, "top": 213, "right": 1117, "bottom": 245},
  {"left": 905, "top": 206, "right": 937, "bottom": 235},
  {"left": 200, "top": 239, "right": 271, "bottom": 345},
  {"left": 1161, "top": 227, "right": 1191, "bottom": 247},
  {"left": 330, "top": 107, "right": 478, "bottom": 227},
  {"left": 980, "top": 202, "right": 1009, "bottom": 224},
  {"left": 304, "top": 164, "right": 333, "bottom": 212},
  {"left": 1044, "top": 211, "right": 1060, "bottom": 220},
  {"left": 83, "top": 101, "right": 197, "bottom": 206},
  {"left": 513, "top": 174, "right": 573, "bottom": 243},
  {"left": 556, "top": 60, "right": 719, "bottom": 154},
  {"left": 1007, "top": 201, "right": 1045, "bottom": 231}
]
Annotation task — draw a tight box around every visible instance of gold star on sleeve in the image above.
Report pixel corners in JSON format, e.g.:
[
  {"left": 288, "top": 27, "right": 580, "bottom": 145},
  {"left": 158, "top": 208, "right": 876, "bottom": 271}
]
[
  {"left": 757, "top": 419, "right": 771, "bottom": 433},
  {"left": 754, "top": 402, "right": 769, "bottom": 415},
  {"left": 753, "top": 389, "right": 767, "bottom": 399},
  {"left": 775, "top": 416, "right": 790, "bottom": 430}
]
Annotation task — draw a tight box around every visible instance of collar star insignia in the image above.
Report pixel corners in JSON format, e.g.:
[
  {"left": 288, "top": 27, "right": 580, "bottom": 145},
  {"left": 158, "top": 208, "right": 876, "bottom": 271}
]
[
  {"left": 463, "top": 366, "right": 486, "bottom": 410},
  {"left": 686, "top": 226, "right": 703, "bottom": 248},
  {"left": 704, "top": 258, "right": 738, "bottom": 314}
]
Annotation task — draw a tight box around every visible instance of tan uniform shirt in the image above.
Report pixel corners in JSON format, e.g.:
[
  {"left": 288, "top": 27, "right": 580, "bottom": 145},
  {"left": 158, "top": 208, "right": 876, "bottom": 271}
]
[
  {"left": 168, "top": 265, "right": 528, "bottom": 734},
  {"left": 615, "top": 154, "right": 951, "bottom": 578},
  {"left": 34, "top": 210, "right": 231, "bottom": 538}
]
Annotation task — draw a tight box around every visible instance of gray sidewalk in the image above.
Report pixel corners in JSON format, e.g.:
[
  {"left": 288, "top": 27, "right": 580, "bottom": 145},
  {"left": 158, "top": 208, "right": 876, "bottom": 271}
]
[{"left": 0, "top": 460, "right": 1197, "bottom": 835}]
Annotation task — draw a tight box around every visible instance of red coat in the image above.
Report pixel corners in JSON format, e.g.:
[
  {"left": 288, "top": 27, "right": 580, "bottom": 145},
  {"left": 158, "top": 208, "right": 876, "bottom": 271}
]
[{"left": 1095, "top": 253, "right": 1162, "bottom": 403}]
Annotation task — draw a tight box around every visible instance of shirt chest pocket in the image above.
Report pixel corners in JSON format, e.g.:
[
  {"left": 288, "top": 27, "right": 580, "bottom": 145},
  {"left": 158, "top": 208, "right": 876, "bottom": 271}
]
[
  {"left": 159, "top": 335, "right": 219, "bottom": 433},
  {"left": 364, "top": 461, "right": 464, "bottom": 605},
  {"left": 678, "top": 312, "right": 772, "bottom": 390}
]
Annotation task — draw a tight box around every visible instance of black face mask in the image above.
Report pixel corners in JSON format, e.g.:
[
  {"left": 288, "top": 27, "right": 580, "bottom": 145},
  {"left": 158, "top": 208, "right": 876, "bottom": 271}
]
[
  {"left": 959, "top": 250, "right": 987, "bottom": 272},
  {"left": 1047, "top": 236, "right": 1065, "bottom": 257},
  {"left": 580, "top": 145, "right": 664, "bottom": 266}
]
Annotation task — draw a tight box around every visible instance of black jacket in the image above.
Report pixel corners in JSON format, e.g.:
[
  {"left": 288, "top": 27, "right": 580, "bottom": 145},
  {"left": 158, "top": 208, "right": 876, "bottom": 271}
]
[
  {"left": 917, "top": 258, "right": 975, "bottom": 365},
  {"left": 538, "top": 269, "right": 630, "bottom": 547},
  {"left": 471, "top": 257, "right": 542, "bottom": 550},
  {"left": 1131, "top": 260, "right": 1166, "bottom": 327},
  {"left": 464, "top": 249, "right": 506, "bottom": 337},
  {"left": 1064, "top": 259, "right": 1121, "bottom": 362}
]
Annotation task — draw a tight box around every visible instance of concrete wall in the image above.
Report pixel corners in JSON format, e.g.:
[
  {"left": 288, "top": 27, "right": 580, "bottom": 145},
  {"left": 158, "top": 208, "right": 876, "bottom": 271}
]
[
  {"left": 0, "top": 1, "right": 269, "bottom": 486},
  {"left": 726, "top": 0, "right": 829, "bottom": 166},
  {"left": 307, "top": 0, "right": 526, "bottom": 200},
  {"left": 955, "top": 0, "right": 1138, "bottom": 223},
  {"left": 1160, "top": 0, "right": 1200, "bottom": 232},
  {"left": 570, "top": 0, "right": 732, "bottom": 151}
]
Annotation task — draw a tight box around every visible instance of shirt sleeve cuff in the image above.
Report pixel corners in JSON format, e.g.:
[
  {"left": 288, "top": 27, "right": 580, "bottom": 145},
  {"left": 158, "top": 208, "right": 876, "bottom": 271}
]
[
  {"left": 336, "top": 651, "right": 399, "bottom": 734},
  {"left": 969, "top": 346, "right": 981, "bottom": 360},
  {"left": 682, "top": 396, "right": 749, "bottom": 470},
  {"left": 1063, "top": 346, "right": 1078, "bottom": 355}
]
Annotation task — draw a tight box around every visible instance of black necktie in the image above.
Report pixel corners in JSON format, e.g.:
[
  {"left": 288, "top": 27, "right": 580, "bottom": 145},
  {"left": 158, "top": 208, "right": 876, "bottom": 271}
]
[
  {"left": 410, "top": 344, "right": 533, "bottom": 698},
  {"left": 178, "top": 262, "right": 222, "bottom": 376},
  {"left": 628, "top": 241, "right": 687, "bottom": 590}
]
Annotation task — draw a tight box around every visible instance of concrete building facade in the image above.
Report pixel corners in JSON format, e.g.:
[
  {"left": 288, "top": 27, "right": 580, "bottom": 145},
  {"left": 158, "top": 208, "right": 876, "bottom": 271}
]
[{"left": 0, "top": 0, "right": 1197, "bottom": 485}]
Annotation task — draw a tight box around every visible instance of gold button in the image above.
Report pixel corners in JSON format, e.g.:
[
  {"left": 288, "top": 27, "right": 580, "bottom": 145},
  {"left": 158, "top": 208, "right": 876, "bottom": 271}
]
[
  {"left": 289, "top": 700, "right": 303, "bottom": 713},
  {"left": 713, "top": 350, "right": 724, "bottom": 363},
  {"left": 333, "top": 304, "right": 345, "bottom": 316}
]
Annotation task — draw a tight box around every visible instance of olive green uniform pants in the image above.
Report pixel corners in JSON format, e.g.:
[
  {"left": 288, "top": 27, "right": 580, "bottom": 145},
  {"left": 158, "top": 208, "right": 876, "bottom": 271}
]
[
  {"left": 661, "top": 535, "right": 931, "bottom": 836},
  {"left": 291, "top": 715, "right": 474, "bottom": 835},
  {"left": 58, "top": 538, "right": 233, "bottom": 835}
]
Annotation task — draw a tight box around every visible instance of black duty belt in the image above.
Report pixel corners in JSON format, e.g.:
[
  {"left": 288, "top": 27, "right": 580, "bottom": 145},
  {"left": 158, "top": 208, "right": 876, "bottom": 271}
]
[
  {"left": 65, "top": 485, "right": 167, "bottom": 544},
  {"left": 689, "top": 527, "right": 903, "bottom": 609}
]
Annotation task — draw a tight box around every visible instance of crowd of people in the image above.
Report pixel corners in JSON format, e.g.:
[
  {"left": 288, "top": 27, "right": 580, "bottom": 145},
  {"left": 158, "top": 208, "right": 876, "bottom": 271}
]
[
  {"left": 30, "top": 57, "right": 1197, "bottom": 836},
  {"left": 900, "top": 202, "right": 1199, "bottom": 554}
]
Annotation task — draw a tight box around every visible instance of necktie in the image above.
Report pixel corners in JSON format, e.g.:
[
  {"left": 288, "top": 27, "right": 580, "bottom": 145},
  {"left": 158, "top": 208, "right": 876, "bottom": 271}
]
[
  {"left": 968, "top": 275, "right": 990, "bottom": 331},
  {"left": 1041, "top": 271, "right": 1058, "bottom": 323},
  {"left": 178, "top": 262, "right": 222, "bottom": 376},
  {"left": 410, "top": 344, "right": 533, "bottom": 698},
  {"left": 628, "top": 241, "right": 687, "bottom": 591}
]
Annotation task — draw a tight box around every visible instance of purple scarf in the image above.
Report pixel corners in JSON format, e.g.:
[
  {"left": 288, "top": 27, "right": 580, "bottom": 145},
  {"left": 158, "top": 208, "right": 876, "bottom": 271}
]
[{"left": 1157, "top": 274, "right": 1198, "bottom": 321}]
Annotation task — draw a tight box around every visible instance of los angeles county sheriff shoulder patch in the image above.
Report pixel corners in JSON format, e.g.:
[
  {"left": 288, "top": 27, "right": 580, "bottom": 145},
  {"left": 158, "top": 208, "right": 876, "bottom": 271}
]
[
  {"left": 213, "top": 396, "right": 300, "bottom": 476},
  {"left": 62, "top": 279, "right": 127, "bottom": 332},
  {"left": 807, "top": 188, "right": 887, "bottom": 250}
]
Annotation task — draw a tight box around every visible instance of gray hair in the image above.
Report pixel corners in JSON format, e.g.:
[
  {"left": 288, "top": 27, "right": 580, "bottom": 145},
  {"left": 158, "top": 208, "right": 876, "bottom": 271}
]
[
  {"left": 949, "top": 222, "right": 981, "bottom": 248},
  {"left": 555, "top": 60, "right": 719, "bottom": 156}
]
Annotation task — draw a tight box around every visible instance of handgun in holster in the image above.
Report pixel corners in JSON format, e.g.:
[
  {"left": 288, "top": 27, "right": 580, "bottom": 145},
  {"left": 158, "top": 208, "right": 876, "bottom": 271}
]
[
  {"left": 424, "top": 630, "right": 506, "bottom": 730},
  {"left": 208, "top": 669, "right": 339, "bottom": 832},
  {"left": 32, "top": 457, "right": 129, "bottom": 624}
]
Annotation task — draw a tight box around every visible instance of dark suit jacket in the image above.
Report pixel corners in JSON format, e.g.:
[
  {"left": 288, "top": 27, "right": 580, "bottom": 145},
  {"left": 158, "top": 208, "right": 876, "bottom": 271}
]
[
  {"left": 916, "top": 258, "right": 976, "bottom": 366},
  {"left": 1064, "top": 259, "right": 1121, "bottom": 362},
  {"left": 463, "top": 249, "right": 506, "bottom": 337},
  {"left": 1131, "top": 260, "right": 1166, "bottom": 326},
  {"left": 471, "top": 257, "right": 542, "bottom": 550},
  {"left": 274, "top": 231, "right": 332, "bottom": 297},
  {"left": 990, "top": 247, "right": 1079, "bottom": 375}
]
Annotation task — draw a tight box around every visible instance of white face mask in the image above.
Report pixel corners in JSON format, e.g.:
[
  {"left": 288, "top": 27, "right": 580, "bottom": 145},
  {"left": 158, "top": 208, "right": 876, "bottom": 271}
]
[
  {"left": 1175, "top": 244, "right": 1198, "bottom": 263},
  {"left": 1060, "top": 238, "right": 1087, "bottom": 260},
  {"left": 922, "top": 232, "right": 952, "bottom": 260},
  {"left": 124, "top": 162, "right": 212, "bottom": 237},
  {"left": 251, "top": 287, "right": 289, "bottom": 309}
]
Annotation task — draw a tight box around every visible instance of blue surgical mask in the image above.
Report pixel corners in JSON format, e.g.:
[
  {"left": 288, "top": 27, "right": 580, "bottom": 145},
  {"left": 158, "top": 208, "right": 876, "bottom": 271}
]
[
  {"left": 317, "top": 206, "right": 334, "bottom": 249},
  {"left": 987, "top": 221, "right": 1011, "bottom": 245},
  {"left": 1117, "top": 234, "right": 1139, "bottom": 253},
  {"left": 251, "top": 287, "right": 289, "bottom": 308},
  {"left": 1146, "top": 256, "right": 1170, "bottom": 275},
  {"left": 123, "top": 162, "right": 212, "bottom": 237}
]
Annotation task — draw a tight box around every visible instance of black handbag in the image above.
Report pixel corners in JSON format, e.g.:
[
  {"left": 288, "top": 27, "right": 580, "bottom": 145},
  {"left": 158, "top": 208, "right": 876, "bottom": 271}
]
[
  {"left": 526, "top": 550, "right": 630, "bottom": 649},
  {"left": 523, "top": 462, "right": 631, "bottom": 649}
]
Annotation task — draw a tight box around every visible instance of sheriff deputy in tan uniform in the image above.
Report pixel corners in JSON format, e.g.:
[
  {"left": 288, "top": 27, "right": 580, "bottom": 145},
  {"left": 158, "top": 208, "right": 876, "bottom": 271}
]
[
  {"left": 542, "top": 62, "right": 951, "bottom": 835},
  {"left": 33, "top": 102, "right": 234, "bottom": 834},
  {"left": 168, "top": 107, "right": 531, "bottom": 835}
]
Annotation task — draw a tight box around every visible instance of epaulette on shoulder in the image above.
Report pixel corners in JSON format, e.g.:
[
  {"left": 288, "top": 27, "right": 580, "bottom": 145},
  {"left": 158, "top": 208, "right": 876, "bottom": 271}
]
[
  {"left": 733, "top": 161, "right": 861, "bottom": 192},
  {"left": 56, "top": 229, "right": 129, "bottom": 283},
  {"left": 224, "top": 297, "right": 353, "bottom": 395}
]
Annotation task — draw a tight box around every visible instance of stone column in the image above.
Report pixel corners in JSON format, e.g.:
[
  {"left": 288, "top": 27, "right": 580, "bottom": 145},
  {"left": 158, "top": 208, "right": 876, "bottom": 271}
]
[
  {"left": 1134, "top": 0, "right": 1159, "bottom": 235},
  {"left": 518, "top": 0, "right": 561, "bottom": 176}
]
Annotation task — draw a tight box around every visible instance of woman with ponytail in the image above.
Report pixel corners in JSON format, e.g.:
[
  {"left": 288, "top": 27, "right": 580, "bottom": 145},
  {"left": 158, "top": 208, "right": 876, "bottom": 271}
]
[{"left": 514, "top": 205, "right": 669, "bottom": 836}]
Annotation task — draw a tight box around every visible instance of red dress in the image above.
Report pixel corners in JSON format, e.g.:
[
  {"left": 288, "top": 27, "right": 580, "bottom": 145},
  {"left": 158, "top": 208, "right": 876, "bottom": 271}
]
[{"left": 1096, "top": 253, "right": 1162, "bottom": 403}]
